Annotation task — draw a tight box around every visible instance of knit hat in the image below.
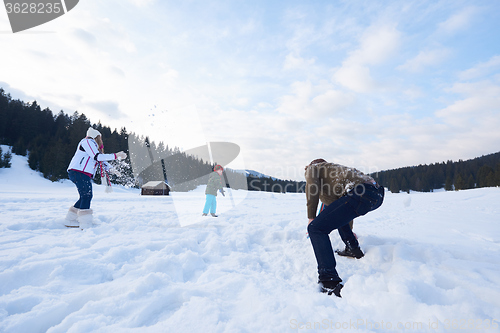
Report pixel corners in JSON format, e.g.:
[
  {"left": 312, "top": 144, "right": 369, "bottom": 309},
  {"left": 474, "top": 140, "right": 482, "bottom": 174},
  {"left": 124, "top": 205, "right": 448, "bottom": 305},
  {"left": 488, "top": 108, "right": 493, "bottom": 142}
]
[
  {"left": 309, "top": 158, "right": 327, "bottom": 165},
  {"left": 214, "top": 164, "right": 224, "bottom": 172},
  {"left": 305, "top": 158, "right": 327, "bottom": 170},
  {"left": 86, "top": 127, "right": 101, "bottom": 139}
]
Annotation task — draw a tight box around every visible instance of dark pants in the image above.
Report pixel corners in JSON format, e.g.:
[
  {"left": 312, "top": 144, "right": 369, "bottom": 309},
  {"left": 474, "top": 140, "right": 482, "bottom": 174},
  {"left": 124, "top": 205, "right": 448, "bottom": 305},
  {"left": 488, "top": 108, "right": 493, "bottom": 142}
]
[
  {"left": 68, "top": 170, "right": 93, "bottom": 210},
  {"left": 320, "top": 203, "right": 355, "bottom": 247},
  {"left": 337, "top": 223, "right": 357, "bottom": 247},
  {"left": 307, "top": 183, "right": 384, "bottom": 282}
]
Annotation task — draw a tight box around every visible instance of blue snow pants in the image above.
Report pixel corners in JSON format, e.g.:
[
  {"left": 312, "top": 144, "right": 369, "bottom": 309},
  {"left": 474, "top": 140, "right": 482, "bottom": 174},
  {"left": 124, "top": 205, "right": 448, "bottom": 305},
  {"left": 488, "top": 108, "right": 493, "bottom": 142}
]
[{"left": 203, "top": 194, "right": 217, "bottom": 214}]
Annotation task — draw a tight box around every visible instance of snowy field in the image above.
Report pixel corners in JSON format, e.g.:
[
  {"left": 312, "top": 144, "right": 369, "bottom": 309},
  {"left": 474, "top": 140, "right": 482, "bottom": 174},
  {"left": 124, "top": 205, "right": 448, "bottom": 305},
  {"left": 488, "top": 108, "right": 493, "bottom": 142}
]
[{"left": 1, "top": 150, "right": 500, "bottom": 333}]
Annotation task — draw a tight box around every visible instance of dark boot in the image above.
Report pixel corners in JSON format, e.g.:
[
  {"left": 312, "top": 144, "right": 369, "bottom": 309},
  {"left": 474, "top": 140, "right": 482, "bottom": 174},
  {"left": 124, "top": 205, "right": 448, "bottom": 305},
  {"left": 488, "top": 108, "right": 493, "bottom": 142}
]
[
  {"left": 319, "top": 280, "right": 343, "bottom": 297},
  {"left": 335, "top": 245, "right": 364, "bottom": 259},
  {"left": 210, "top": 213, "right": 218, "bottom": 217}
]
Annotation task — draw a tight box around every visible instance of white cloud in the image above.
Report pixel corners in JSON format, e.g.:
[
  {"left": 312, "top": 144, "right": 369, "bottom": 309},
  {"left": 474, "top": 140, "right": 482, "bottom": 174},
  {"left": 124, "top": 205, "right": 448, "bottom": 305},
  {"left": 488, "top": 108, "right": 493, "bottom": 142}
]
[
  {"left": 72, "top": 28, "right": 97, "bottom": 46},
  {"left": 256, "top": 102, "right": 273, "bottom": 109},
  {"left": 403, "top": 87, "right": 424, "bottom": 101},
  {"left": 276, "top": 80, "right": 313, "bottom": 117},
  {"left": 437, "top": 6, "right": 478, "bottom": 35},
  {"left": 283, "top": 53, "right": 315, "bottom": 71},
  {"left": 398, "top": 48, "right": 451, "bottom": 73},
  {"left": 334, "top": 24, "right": 400, "bottom": 92},
  {"left": 276, "top": 81, "right": 355, "bottom": 118},
  {"left": 311, "top": 90, "right": 355, "bottom": 115},
  {"left": 333, "top": 64, "right": 376, "bottom": 94},
  {"left": 128, "top": 0, "right": 156, "bottom": 8},
  {"left": 87, "top": 100, "right": 126, "bottom": 119},
  {"left": 346, "top": 25, "right": 401, "bottom": 66},
  {"left": 458, "top": 55, "right": 500, "bottom": 81},
  {"left": 436, "top": 81, "right": 500, "bottom": 125},
  {"left": 234, "top": 98, "right": 249, "bottom": 107}
]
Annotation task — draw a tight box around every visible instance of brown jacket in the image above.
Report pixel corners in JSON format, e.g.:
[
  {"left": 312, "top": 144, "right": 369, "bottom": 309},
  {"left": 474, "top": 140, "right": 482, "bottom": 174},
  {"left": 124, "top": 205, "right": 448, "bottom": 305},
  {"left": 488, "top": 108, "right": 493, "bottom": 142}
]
[{"left": 305, "top": 162, "right": 374, "bottom": 219}]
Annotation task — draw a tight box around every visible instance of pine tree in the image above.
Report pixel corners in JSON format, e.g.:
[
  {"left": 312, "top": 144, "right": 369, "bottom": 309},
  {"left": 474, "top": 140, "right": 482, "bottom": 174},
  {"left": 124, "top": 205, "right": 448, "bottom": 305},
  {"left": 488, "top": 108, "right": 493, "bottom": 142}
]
[
  {"left": 495, "top": 163, "right": 500, "bottom": 186},
  {"left": 389, "top": 178, "right": 400, "bottom": 193},
  {"left": 401, "top": 176, "right": 409, "bottom": 193},
  {"left": 466, "top": 174, "right": 475, "bottom": 189},
  {"left": 455, "top": 174, "right": 465, "bottom": 190},
  {"left": 445, "top": 177, "right": 453, "bottom": 191},
  {"left": 477, "top": 165, "right": 494, "bottom": 188},
  {"left": 421, "top": 177, "right": 431, "bottom": 192},
  {"left": 12, "top": 137, "right": 27, "bottom": 156},
  {"left": 485, "top": 172, "right": 495, "bottom": 188},
  {"left": 2, "top": 150, "right": 12, "bottom": 168}
]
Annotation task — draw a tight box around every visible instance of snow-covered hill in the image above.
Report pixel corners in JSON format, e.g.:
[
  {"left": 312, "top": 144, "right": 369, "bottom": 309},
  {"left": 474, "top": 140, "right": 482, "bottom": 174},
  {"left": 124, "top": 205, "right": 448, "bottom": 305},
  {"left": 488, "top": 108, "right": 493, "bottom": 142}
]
[{"left": 1, "top": 151, "right": 499, "bottom": 332}]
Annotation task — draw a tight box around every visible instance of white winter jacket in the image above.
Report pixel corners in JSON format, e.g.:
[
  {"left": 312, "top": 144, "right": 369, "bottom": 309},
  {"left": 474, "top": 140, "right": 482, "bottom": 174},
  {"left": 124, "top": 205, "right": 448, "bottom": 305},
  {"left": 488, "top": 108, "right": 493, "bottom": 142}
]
[{"left": 67, "top": 138, "right": 117, "bottom": 177}]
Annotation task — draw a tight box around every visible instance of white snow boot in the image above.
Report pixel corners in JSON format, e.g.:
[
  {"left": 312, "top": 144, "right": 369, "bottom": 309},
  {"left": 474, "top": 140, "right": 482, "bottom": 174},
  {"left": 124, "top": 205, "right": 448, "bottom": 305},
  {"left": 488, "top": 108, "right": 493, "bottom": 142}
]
[
  {"left": 64, "top": 206, "right": 79, "bottom": 228},
  {"left": 77, "top": 209, "right": 94, "bottom": 229}
]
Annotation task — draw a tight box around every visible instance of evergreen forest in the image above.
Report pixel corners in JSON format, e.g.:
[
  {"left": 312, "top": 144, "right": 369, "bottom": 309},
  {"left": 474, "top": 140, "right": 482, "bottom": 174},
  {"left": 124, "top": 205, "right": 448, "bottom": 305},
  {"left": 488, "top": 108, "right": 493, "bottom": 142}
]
[{"left": 371, "top": 152, "right": 500, "bottom": 193}]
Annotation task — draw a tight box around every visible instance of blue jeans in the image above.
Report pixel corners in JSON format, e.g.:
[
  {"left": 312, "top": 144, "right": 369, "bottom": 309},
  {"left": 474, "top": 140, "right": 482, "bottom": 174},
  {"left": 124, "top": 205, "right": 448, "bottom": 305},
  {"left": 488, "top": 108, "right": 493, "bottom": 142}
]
[
  {"left": 337, "top": 223, "right": 357, "bottom": 247},
  {"left": 307, "top": 183, "right": 384, "bottom": 282},
  {"left": 203, "top": 194, "right": 217, "bottom": 214},
  {"left": 320, "top": 203, "right": 356, "bottom": 248},
  {"left": 68, "top": 170, "right": 93, "bottom": 210}
]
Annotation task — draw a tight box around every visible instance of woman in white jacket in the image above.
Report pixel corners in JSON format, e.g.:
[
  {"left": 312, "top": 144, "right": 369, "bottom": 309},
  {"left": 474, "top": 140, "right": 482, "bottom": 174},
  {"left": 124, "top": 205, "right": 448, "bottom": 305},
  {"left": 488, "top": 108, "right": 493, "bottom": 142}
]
[{"left": 65, "top": 127, "right": 126, "bottom": 228}]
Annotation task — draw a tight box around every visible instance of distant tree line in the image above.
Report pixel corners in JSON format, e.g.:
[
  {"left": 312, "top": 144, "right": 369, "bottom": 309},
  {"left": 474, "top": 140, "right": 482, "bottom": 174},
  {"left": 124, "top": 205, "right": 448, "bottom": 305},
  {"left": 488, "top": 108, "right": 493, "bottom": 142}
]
[
  {"left": 371, "top": 152, "right": 500, "bottom": 193},
  {"left": 247, "top": 175, "right": 306, "bottom": 193}
]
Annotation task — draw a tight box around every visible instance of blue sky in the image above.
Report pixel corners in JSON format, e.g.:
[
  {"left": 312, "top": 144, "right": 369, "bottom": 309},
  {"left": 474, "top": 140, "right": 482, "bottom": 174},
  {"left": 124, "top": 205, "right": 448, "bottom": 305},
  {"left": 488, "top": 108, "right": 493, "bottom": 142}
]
[{"left": 1, "top": 0, "right": 500, "bottom": 180}]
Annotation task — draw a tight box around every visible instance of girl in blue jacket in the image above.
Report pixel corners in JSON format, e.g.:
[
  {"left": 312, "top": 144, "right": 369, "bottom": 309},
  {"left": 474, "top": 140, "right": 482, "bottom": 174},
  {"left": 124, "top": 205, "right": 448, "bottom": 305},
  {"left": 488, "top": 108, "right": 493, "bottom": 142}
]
[{"left": 202, "top": 164, "right": 225, "bottom": 217}]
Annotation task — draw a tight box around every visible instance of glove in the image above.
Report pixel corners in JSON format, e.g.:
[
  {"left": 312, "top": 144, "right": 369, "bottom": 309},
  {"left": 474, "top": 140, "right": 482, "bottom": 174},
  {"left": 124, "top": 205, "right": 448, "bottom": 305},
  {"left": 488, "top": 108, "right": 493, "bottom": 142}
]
[
  {"left": 219, "top": 188, "right": 225, "bottom": 196},
  {"left": 115, "top": 151, "right": 127, "bottom": 160}
]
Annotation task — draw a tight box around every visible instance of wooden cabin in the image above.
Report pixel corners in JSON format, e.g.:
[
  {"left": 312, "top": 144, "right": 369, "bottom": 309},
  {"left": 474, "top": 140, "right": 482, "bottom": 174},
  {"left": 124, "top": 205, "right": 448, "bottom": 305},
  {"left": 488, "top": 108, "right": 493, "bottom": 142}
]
[{"left": 141, "top": 181, "right": 170, "bottom": 195}]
